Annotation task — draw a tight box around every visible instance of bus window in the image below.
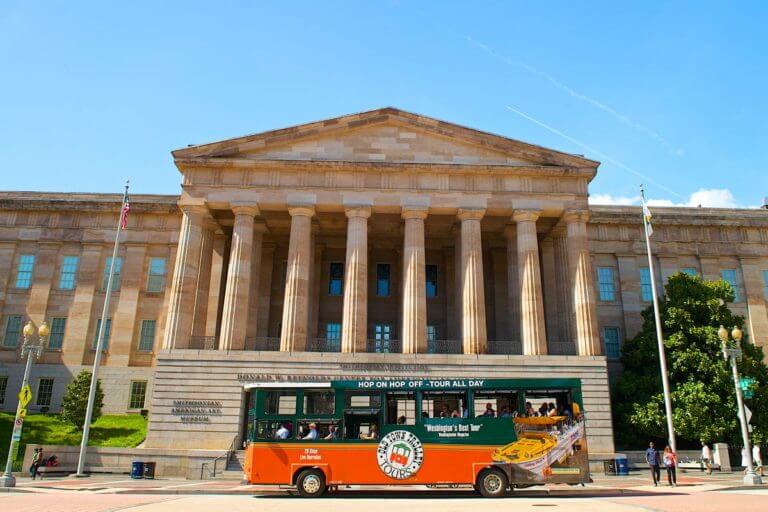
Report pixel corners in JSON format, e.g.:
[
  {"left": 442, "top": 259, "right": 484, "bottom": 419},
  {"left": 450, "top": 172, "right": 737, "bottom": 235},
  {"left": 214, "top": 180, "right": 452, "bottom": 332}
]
[
  {"left": 524, "top": 390, "right": 573, "bottom": 419},
  {"left": 303, "top": 390, "right": 335, "bottom": 415},
  {"left": 264, "top": 390, "right": 297, "bottom": 415},
  {"left": 421, "top": 391, "right": 468, "bottom": 418},
  {"left": 256, "top": 420, "right": 293, "bottom": 440},
  {"left": 385, "top": 392, "right": 416, "bottom": 425},
  {"left": 343, "top": 391, "right": 380, "bottom": 440},
  {"left": 296, "top": 420, "right": 340, "bottom": 440},
  {"left": 472, "top": 391, "right": 518, "bottom": 418},
  {"left": 345, "top": 391, "right": 381, "bottom": 409}
]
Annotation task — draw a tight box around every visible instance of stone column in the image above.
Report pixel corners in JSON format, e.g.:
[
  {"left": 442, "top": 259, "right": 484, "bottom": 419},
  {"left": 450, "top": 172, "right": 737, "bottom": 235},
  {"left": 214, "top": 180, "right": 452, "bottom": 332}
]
[
  {"left": 341, "top": 206, "right": 370, "bottom": 353},
  {"left": 219, "top": 204, "right": 260, "bottom": 351},
  {"left": 458, "top": 208, "right": 487, "bottom": 354},
  {"left": 162, "top": 206, "right": 207, "bottom": 350},
  {"left": 453, "top": 225, "right": 463, "bottom": 342},
  {"left": 553, "top": 229, "right": 574, "bottom": 343},
  {"left": 740, "top": 256, "right": 768, "bottom": 349},
  {"left": 540, "top": 237, "right": 558, "bottom": 347},
  {"left": 191, "top": 223, "right": 215, "bottom": 339},
  {"left": 204, "top": 233, "right": 228, "bottom": 339},
  {"left": 401, "top": 207, "right": 428, "bottom": 354},
  {"left": 503, "top": 226, "right": 521, "bottom": 343},
  {"left": 564, "top": 211, "right": 601, "bottom": 356},
  {"left": 514, "top": 210, "right": 547, "bottom": 355},
  {"left": 280, "top": 205, "right": 315, "bottom": 351}
]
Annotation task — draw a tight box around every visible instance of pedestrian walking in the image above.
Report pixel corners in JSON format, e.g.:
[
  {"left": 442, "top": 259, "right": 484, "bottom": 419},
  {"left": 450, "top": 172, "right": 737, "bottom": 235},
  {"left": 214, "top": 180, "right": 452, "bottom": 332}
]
[
  {"left": 663, "top": 445, "right": 677, "bottom": 487},
  {"left": 29, "top": 447, "right": 43, "bottom": 480},
  {"left": 701, "top": 441, "right": 712, "bottom": 475},
  {"left": 741, "top": 446, "right": 750, "bottom": 475},
  {"left": 753, "top": 444, "right": 764, "bottom": 477},
  {"left": 645, "top": 441, "right": 661, "bottom": 486}
]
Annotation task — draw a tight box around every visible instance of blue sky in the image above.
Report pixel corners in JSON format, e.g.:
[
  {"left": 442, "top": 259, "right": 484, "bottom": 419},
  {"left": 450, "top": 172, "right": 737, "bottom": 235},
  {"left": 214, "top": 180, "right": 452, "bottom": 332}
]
[{"left": 1, "top": 1, "right": 766, "bottom": 207}]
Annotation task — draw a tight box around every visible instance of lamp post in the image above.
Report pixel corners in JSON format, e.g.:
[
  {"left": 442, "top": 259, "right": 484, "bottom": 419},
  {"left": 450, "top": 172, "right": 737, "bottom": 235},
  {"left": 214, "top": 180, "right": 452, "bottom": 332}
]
[
  {"left": 0, "top": 321, "right": 48, "bottom": 488},
  {"left": 718, "top": 325, "right": 762, "bottom": 485}
]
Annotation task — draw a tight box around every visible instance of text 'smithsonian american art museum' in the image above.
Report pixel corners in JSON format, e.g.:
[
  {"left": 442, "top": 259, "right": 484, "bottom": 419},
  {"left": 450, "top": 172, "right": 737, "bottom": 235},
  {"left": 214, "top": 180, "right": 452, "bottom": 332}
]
[{"left": 1, "top": 108, "right": 767, "bottom": 465}]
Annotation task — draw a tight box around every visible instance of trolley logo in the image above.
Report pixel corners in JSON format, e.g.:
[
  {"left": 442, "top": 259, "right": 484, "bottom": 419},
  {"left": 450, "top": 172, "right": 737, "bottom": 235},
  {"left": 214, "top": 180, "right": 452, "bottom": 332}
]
[{"left": 376, "top": 430, "right": 424, "bottom": 479}]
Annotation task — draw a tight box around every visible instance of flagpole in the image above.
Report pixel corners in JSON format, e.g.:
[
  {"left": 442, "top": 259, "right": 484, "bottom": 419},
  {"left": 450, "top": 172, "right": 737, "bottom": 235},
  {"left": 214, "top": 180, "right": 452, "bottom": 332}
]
[
  {"left": 641, "top": 184, "right": 677, "bottom": 453},
  {"left": 74, "top": 181, "right": 129, "bottom": 477}
]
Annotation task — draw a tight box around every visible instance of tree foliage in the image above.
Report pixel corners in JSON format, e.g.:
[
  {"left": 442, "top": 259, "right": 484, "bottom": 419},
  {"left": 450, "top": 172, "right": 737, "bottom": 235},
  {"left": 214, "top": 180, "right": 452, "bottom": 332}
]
[
  {"left": 612, "top": 273, "right": 768, "bottom": 449},
  {"left": 60, "top": 370, "right": 104, "bottom": 430}
]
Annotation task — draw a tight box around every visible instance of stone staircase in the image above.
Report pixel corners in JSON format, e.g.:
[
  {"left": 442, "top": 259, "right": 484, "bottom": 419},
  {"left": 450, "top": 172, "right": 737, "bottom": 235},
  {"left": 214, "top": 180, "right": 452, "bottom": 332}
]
[{"left": 213, "top": 450, "right": 246, "bottom": 481}]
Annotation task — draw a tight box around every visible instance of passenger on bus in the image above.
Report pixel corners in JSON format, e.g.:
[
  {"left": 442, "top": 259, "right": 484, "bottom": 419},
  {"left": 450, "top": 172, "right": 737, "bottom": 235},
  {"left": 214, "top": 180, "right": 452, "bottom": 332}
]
[
  {"left": 360, "top": 424, "right": 379, "bottom": 440},
  {"left": 499, "top": 406, "right": 513, "bottom": 418},
  {"left": 547, "top": 403, "right": 558, "bottom": 417},
  {"left": 323, "top": 425, "right": 338, "bottom": 440},
  {"left": 451, "top": 409, "right": 460, "bottom": 418},
  {"left": 461, "top": 406, "right": 469, "bottom": 418},
  {"left": 439, "top": 404, "right": 450, "bottom": 418},
  {"left": 525, "top": 402, "right": 535, "bottom": 417},
  {"left": 422, "top": 411, "right": 429, "bottom": 419},
  {"left": 480, "top": 403, "right": 496, "bottom": 417},
  {"left": 275, "top": 423, "right": 291, "bottom": 439},
  {"left": 397, "top": 415, "right": 407, "bottom": 425},
  {"left": 302, "top": 423, "right": 319, "bottom": 440}
]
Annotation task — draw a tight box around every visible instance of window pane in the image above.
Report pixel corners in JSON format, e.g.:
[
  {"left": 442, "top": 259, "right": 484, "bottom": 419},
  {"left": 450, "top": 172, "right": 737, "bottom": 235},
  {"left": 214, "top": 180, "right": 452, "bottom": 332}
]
[
  {"left": 0, "top": 376, "right": 7, "bottom": 404},
  {"left": 376, "top": 263, "right": 390, "bottom": 297},
  {"left": 36, "top": 378, "right": 54, "bottom": 406},
  {"left": 129, "top": 381, "right": 147, "bottom": 409},
  {"left": 604, "top": 327, "right": 621, "bottom": 359},
  {"left": 639, "top": 267, "right": 653, "bottom": 302},
  {"left": 93, "top": 318, "right": 112, "bottom": 350},
  {"left": 345, "top": 391, "right": 381, "bottom": 408},
  {"left": 329, "top": 262, "right": 343, "bottom": 296},
  {"left": 473, "top": 391, "right": 518, "bottom": 418},
  {"left": 138, "top": 320, "right": 156, "bottom": 352},
  {"left": 763, "top": 270, "right": 768, "bottom": 300},
  {"left": 303, "top": 390, "right": 335, "bottom": 415},
  {"left": 147, "top": 258, "right": 166, "bottom": 292},
  {"left": 326, "top": 323, "right": 341, "bottom": 351},
  {"left": 425, "top": 265, "right": 438, "bottom": 298},
  {"left": 257, "top": 419, "right": 294, "bottom": 440},
  {"left": 103, "top": 257, "right": 123, "bottom": 292},
  {"left": 59, "top": 256, "right": 79, "bottom": 290},
  {"left": 421, "top": 391, "right": 467, "bottom": 419},
  {"left": 49, "top": 317, "right": 67, "bottom": 349},
  {"left": 3, "top": 315, "right": 23, "bottom": 348},
  {"left": 264, "top": 391, "right": 297, "bottom": 415},
  {"left": 385, "top": 392, "right": 416, "bottom": 425},
  {"left": 427, "top": 325, "right": 438, "bottom": 353},
  {"left": 15, "top": 254, "right": 35, "bottom": 288},
  {"left": 721, "top": 269, "right": 742, "bottom": 302},
  {"left": 374, "top": 324, "right": 391, "bottom": 353},
  {"left": 597, "top": 267, "right": 615, "bottom": 301},
  {"left": 682, "top": 267, "right": 697, "bottom": 277}
]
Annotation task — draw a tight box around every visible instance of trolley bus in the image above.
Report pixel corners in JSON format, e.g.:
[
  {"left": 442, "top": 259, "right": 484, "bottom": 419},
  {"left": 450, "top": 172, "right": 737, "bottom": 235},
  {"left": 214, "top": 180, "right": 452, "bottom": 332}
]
[{"left": 243, "top": 378, "right": 590, "bottom": 497}]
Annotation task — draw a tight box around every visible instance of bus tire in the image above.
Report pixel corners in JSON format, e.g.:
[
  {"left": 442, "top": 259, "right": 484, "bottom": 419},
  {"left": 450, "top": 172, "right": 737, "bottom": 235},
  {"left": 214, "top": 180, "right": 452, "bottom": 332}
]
[
  {"left": 296, "top": 468, "right": 326, "bottom": 498},
  {"left": 477, "top": 468, "right": 508, "bottom": 498}
]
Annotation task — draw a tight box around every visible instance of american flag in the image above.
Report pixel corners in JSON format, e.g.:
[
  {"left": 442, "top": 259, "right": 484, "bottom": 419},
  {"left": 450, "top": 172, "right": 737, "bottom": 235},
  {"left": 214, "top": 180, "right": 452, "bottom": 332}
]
[{"left": 120, "top": 193, "right": 131, "bottom": 230}]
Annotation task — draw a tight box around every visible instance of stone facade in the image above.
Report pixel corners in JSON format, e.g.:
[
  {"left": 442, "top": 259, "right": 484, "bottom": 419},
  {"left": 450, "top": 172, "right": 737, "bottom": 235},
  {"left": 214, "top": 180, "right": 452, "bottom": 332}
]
[{"left": 1, "top": 108, "right": 767, "bottom": 461}]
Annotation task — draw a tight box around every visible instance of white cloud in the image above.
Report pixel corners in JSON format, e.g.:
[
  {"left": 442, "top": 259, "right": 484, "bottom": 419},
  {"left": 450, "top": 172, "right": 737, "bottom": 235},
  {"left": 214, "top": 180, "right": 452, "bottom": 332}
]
[{"left": 589, "top": 188, "right": 750, "bottom": 209}]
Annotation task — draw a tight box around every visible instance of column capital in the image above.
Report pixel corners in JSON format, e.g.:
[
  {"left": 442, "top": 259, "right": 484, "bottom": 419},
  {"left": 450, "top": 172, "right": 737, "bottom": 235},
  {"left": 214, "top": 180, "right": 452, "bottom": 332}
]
[
  {"left": 345, "top": 205, "right": 372, "bottom": 219},
  {"left": 231, "top": 202, "right": 260, "bottom": 217},
  {"left": 512, "top": 209, "right": 541, "bottom": 223},
  {"left": 457, "top": 208, "right": 485, "bottom": 221},
  {"left": 549, "top": 225, "right": 567, "bottom": 237},
  {"left": 402, "top": 206, "right": 428, "bottom": 220},
  {"left": 288, "top": 204, "right": 315, "bottom": 218},
  {"left": 179, "top": 203, "right": 210, "bottom": 218},
  {"left": 563, "top": 209, "right": 590, "bottom": 224}
]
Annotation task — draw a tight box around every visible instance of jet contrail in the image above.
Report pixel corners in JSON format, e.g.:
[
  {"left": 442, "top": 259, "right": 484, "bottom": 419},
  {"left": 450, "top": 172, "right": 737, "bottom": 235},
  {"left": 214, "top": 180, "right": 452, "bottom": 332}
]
[
  {"left": 505, "top": 105, "right": 686, "bottom": 200},
  {"left": 468, "top": 36, "right": 684, "bottom": 156}
]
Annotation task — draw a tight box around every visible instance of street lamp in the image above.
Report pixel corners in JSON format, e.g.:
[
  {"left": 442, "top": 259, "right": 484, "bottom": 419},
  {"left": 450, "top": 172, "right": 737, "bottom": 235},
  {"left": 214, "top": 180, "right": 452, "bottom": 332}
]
[
  {"left": 0, "top": 321, "right": 48, "bottom": 488},
  {"left": 718, "top": 325, "right": 762, "bottom": 485}
]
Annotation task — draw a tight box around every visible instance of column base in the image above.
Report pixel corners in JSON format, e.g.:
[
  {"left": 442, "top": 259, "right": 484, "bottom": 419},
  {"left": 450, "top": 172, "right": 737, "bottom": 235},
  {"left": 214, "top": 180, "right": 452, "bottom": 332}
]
[
  {"left": 742, "top": 471, "right": 763, "bottom": 485},
  {"left": 0, "top": 474, "right": 16, "bottom": 487}
]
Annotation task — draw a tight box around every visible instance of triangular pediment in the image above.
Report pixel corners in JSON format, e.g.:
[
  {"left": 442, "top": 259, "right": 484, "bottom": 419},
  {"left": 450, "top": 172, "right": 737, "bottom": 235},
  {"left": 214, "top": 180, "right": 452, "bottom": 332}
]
[{"left": 173, "top": 107, "right": 598, "bottom": 169}]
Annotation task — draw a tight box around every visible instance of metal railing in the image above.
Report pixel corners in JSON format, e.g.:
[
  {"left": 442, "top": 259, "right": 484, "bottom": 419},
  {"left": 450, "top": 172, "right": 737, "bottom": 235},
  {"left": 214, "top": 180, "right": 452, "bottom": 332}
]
[
  {"left": 487, "top": 340, "right": 523, "bottom": 355},
  {"left": 307, "top": 338, "right": 341, "bottom": 352},
  {"left": 248, "top": 337, "right": 280, "bottom": 351},
  {"left": 200, "top": 434, "right": 238, "bottom": 480},
  {"left": 427, "top": 339, "right": 462, "bottom": 354},
  {"left": 548, "top": 341, "right": 578, "bottom": 355},
  {"left": 366, "top": 338, "right": 402, "bottom": 354},
  {"left": 189, "top": 336, "right": 217, "bottom": 350}
]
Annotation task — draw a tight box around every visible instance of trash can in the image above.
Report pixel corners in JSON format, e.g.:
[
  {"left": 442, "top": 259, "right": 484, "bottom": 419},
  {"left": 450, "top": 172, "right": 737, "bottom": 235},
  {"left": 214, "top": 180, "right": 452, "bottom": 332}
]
[
  {"left": 603, "top": 459, "right": 617, "bottom": 475},
  {"left": 615, "top": 454, "right": 629, "bottom": 475},
  {"left": 131, "top": 461, "right": 145, "bottom": 479},
  {"left": 143, "top": 461, "right": 156, "bottom": 480}
]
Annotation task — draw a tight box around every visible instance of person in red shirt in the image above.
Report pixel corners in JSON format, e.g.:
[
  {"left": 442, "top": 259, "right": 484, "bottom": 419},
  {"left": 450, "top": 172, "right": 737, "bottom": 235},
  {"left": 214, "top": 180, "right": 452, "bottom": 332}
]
[{"left": 663, "top": 446, "right": 677, "bottom": 487}]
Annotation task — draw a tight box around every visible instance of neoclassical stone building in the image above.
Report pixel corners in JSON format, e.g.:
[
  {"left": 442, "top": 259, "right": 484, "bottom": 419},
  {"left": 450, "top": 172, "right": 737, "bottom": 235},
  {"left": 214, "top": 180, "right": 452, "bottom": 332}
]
[{"left": 1, "top": 108, "right": 767, "bottom": 461}]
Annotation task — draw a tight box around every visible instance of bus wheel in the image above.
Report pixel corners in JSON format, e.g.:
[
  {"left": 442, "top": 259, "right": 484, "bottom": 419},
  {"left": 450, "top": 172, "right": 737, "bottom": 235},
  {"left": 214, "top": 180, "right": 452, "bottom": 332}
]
[
  {"left": 296, "top": 469, "right": 326, "bottom": 498},
  {"left": 477, "top": 468, "right": 508, "bottom": 498}
]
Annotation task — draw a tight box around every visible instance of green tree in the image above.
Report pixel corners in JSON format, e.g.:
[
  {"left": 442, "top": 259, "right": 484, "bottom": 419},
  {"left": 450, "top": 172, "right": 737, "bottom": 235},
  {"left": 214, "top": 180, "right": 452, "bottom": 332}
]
[
  {"left": 612, "top": 272, "right": 768, "bottom": 449},
  {"left": 60, "top": 370, "right": 104, "bottom": 430}
]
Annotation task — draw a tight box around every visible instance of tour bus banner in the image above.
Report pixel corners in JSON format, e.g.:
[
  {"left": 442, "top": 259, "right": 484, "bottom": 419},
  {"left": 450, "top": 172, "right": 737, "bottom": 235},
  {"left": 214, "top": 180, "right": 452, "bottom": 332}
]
[{"left": 333, "top": 378, "right": 581, "bottom": 391}]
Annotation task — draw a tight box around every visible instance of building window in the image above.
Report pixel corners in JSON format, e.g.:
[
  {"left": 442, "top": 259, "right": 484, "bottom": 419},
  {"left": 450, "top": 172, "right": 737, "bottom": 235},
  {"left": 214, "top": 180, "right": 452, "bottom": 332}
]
[
  {"left": 129, "top": 381, "right": 147, "bottom": 409},
  {"left": 374, "top": 324, "right": 392, "bottom": 353},
  {"left": 603, "top": 327, "right": 621, "bottom": 360},
  {"left": 36, "top": 378, "right": 54, "bottom": 407},
  {"left": 721, "top": 269, "right": 742, "bottom": 302},
  {"left": 328, "top": 262, "right": 343, "bottom": 296},
  {"left": 48, "top": 317, "right": 67, "bottom": 350},
  {"left": 92, "top": 318, "right": 112, "bottom": 350},
  {"left": 763, "top": 270, "right": 768, "bottom": 300},
  {"left": 147, "top": 258, "right": 166, "bottom": 292},
  {"left": 3, "top": 315, "right": 23, "bottom": 348},
  {"left": 138, "top": 320, "right": 156, "bottom": 352},
  {"left": 376, "top": 263, "right": 391, "bottom": 297},
  {"left": 15, "top": 254, "right": 35, "bottom": 289},
  {"left": 597, "top": 267, "right": 616, "bottom": 301},
  {"left": 682, "top": 267, "right": 698, "bottom": 277},
  {"left": 59, "top": 255, "right": 79, "bottom": 290},
  {"left": 427, "top": 325, "right": 438, "bottom": 353},
  {"left": 0, "top": 376, "right": 7, "bottom": 404},
  {"left": 102, "top": 257, "right": 123, "bottom": 292},
  {"left": 326, "top": 322, "right": 341, "bottom": 351},
  {"left": 639, "top": 267, "right": 653, "bottom": 302},
  {"left": 425, "top": 264, "right": 438, "bottom": 298}
]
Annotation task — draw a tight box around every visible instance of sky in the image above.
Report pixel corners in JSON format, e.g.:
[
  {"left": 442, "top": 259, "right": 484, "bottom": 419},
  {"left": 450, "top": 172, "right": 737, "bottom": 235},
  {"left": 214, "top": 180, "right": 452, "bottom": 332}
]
[{"left": 1, "top": 1, "right": 766, "bottom": 208}]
